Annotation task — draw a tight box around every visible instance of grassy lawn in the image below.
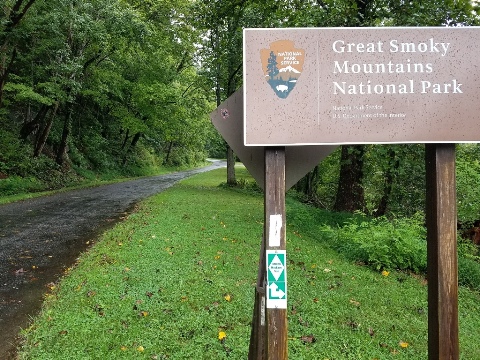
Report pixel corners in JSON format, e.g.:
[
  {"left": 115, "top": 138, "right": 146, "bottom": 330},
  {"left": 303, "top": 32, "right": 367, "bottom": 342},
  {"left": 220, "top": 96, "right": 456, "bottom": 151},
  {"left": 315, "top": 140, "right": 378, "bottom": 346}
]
[{"left": 18, "top": 166, "right": 480, "bottom": 359}]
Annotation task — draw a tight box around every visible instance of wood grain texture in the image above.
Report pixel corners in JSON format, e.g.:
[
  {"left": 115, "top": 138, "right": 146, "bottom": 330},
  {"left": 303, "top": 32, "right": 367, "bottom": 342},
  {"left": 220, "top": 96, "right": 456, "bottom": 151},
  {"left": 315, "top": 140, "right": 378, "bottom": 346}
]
[{"left": 425, "top": 143, "right": 459, "bottom": 360}]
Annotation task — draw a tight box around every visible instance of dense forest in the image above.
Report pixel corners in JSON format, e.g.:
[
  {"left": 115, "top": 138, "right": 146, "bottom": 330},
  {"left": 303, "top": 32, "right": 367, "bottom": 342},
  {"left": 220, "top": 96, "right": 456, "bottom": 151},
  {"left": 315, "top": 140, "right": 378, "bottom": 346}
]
[{"left": 2, "top": 0, "right": 480, "bottom": 227}]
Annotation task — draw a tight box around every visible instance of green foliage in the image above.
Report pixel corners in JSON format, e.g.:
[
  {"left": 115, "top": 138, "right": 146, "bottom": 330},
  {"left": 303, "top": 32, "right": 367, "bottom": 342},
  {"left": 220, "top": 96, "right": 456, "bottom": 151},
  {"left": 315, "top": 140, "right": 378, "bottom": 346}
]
[
  {"left": 456, "top": 144, "right": 480, "bottom": 224},
  {"left": 320, "top": 214, "right": 428, "bottom": 273},
  {"left": 458, "top": 257, "right": 480, "bottom": 291},
  {"left": 0, "top": 176, "right": 44, "bottom": 196},
  {"left": 289, "top": 197, "right": 480, "bottom": 290},
  {"left": 364, "top": 144, "right": 426, "bottom": 217},
  {"left": 1, "top": 0, "right": 214, "bottom": 194}
]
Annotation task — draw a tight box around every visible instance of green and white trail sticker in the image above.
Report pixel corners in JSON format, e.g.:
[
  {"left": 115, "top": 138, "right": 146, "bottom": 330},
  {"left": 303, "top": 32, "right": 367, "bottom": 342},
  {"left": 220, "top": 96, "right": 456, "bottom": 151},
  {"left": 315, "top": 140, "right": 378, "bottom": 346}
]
[{"left": 266, "top": 250, "right": 287, "bottom": 308}]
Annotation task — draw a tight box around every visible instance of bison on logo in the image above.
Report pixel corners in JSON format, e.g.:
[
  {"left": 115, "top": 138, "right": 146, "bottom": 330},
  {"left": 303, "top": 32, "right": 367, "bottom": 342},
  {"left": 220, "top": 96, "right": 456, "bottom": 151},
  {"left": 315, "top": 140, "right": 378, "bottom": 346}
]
[{"left": 260, "top": 40, "right": 305, "bottom": 99}]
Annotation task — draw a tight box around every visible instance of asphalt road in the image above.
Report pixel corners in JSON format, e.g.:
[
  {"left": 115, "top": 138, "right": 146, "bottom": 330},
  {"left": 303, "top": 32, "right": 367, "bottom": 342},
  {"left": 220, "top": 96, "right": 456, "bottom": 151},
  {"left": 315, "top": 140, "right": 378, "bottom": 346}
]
[{"left": 0, "top": 160, "right": 226, "bottom": 359}]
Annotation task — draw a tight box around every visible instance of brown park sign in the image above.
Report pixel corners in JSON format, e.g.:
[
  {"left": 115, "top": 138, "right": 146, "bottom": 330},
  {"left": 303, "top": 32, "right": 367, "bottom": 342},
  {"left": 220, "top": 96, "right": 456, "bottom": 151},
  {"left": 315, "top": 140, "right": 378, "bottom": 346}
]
[
  {"left": 210, "top": 88, "right": 337, "bottom": 190},
  {"left": 244, "top": 27, "right": 480, "bottom": 145}
]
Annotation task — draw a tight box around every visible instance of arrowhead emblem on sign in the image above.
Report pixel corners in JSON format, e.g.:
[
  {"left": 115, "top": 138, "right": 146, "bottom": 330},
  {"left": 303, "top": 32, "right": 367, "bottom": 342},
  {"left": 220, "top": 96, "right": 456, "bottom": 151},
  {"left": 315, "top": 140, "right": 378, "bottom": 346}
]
[{"left": 260, "top": 40, "right": 305, "bottom": 99}]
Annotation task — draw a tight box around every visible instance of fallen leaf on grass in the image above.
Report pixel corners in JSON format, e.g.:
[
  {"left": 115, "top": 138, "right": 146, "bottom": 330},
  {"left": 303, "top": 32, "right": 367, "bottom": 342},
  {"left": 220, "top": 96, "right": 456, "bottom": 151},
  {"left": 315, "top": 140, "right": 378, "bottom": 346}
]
[
  {"left": 298, "top": 316, "right": 309, "bottom": 327},
  {"left": 382, "top": 270, "right": 390, "bottom": 277},
  {"left": 346, "top": 320, "right": 360, "bottom": 330},
  {"left": 399, "top": 341, "right": 409, "bottom": 348},
  {"left": 349, "top": 298, "right": 360, "bottom": 307},
  {"left": 224, "top": 294, "right": 232, "bottom": 302},
  {"left": 300, "top": 334, "right": 316, "bottom": 343}
]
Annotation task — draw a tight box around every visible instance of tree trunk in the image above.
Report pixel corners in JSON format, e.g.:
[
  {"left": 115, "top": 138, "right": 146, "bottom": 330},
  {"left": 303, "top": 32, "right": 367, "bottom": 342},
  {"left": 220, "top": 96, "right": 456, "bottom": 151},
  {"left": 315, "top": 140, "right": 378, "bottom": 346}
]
[
  {"left": 122, "top": 131, "right": 142, "bottom": 166},
  {"left": 374, "top": 147, "right": 399, "bottom": 217},
  {"left": 164, "top": 140, "right": 173, "bottom": 165},
  {"left": 227, "top": 145, "right": 236, "bottom": 185},
  {"left": 34, "top": 102, "right": 58, "bottom": 157},
  {"left": 120, "top": 128, "right": 130, "bottom": 150},
  {"left": 296, "top": 165, "right": 319, "bottom": 200},
  {"left": 334, "top": 145, "right": 366, "bottom": 212},
  {"left": 20, "top": 104, "right": 49, "bottom": 139},
  {"left": 56, "top": 103, "right": 73, "bottom": 165},
  {"left": 212, "top": 27, "right": 236, "bottom": 185}
]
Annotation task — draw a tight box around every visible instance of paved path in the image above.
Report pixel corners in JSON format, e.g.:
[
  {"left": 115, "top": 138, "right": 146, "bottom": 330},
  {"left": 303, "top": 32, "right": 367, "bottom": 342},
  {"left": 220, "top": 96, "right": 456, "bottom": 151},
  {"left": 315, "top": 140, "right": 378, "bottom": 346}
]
[{"left": 0, "top": 160, "right": 226, "bottom": 359}]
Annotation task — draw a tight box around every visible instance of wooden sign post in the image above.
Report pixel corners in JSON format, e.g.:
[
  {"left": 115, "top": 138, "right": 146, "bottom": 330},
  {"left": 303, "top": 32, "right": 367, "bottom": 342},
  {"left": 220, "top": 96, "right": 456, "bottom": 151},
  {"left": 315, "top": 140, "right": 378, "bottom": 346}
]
[
  {"left": 264, "top": 147, "right": 287, "bottom": 360},
  {"left": 425, "top": 144, "right": 459, "bottom": 359}
]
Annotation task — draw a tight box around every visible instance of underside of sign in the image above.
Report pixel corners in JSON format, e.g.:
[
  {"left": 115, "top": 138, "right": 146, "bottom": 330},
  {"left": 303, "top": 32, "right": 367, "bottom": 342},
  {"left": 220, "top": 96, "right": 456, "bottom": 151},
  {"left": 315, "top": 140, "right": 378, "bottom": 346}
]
[
  {"left": 210, "top": 88, "right": 337, "bottom": 190},
  {"left": 244, "top": 27, "right": 480, "bottom": 146}
]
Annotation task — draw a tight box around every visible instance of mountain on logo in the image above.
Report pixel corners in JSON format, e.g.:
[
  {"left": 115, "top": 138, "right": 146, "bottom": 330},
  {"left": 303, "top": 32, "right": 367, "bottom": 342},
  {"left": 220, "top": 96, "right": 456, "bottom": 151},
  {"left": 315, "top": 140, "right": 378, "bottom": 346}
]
[
  {"left": 260, "top": 40, "right": 305, "bottom": 99},
  {"left": 279, "top": 65, "right": 300, "bottom": 74}
]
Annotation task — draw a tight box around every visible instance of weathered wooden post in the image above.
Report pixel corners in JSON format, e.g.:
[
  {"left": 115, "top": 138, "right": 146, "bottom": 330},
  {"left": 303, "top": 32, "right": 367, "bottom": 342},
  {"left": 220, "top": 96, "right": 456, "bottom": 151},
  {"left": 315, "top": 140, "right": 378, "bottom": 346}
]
[
  {"left": 425, "top": 143, "right": 459, "bottom": 359},
  {"left": 264, "top": 147, "right": 287, "bottom": 359}
]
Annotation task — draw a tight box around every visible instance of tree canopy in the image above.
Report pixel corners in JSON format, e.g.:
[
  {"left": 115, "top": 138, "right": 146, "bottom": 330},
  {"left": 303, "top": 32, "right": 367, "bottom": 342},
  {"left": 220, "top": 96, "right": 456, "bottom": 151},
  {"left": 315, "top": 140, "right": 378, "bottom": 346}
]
[{"left": 1, "top": 0, "right": 480, "bottom": 226}]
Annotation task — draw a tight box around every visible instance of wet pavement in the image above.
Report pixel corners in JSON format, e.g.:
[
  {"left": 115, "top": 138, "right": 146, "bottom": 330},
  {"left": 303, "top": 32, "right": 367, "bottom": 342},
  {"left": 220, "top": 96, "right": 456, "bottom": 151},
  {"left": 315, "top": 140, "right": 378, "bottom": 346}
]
[{"left": 0, "top": 161, "right": 226, "bottom": 359}]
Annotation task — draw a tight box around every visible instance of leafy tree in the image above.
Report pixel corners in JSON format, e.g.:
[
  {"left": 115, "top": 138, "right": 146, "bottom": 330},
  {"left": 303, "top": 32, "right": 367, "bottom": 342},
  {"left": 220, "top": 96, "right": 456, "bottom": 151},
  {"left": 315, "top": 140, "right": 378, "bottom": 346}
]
[
  {"left": 0, "top": 0, "right": 37, "bottom": 107},
  {"left": 1, "top": 0, "right": 215, "bottom": 192}
]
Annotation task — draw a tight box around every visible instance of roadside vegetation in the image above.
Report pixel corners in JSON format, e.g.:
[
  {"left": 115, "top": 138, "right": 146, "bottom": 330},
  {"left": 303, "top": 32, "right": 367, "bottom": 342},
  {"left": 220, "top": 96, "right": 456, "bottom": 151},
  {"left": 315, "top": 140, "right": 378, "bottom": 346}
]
[{"left": 18, "top": 167, "right": 480, "bottom": 359}]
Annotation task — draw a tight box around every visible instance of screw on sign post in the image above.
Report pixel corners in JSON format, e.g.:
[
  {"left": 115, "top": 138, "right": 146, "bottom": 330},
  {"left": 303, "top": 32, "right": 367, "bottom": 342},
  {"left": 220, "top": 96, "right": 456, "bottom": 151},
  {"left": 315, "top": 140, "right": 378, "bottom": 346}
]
[{"left": 425, "top": 144, "right": 459, "bottom": 360}]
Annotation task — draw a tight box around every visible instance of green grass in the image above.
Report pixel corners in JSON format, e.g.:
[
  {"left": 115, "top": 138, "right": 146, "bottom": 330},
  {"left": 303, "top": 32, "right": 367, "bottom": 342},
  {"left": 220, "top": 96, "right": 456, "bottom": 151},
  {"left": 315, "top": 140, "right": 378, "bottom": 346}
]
[
  {"left": 0, "top": 162, "right": 211, "bottom": 205},
  {"left": 18, "top": 167, "right": 480, "bottom": 359}
]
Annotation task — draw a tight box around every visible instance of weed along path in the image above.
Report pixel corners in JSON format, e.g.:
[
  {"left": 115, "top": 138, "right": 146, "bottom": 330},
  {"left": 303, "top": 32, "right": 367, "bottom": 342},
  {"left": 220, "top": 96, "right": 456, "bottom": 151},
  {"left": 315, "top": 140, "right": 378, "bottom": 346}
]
[{"left": 0, "top": 160, "right": 226, "bottom": 359}]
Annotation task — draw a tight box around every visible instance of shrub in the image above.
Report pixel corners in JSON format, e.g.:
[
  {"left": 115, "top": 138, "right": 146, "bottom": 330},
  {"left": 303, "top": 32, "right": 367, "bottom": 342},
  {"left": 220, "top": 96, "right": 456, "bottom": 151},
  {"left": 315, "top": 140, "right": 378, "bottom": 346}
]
[
  {"left": 0, "top": 176, "right": 44, "bottom": 196},
  {"left": 458, "top": 256, "right": 480, "bottom": 291},
  {"left": 320, "top": 213, "right": 427, "bottom": 273}
]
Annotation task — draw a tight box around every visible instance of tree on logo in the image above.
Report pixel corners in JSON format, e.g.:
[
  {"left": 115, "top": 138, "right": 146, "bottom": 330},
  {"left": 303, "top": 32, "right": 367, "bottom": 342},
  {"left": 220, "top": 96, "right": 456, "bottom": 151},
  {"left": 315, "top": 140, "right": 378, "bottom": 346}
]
[{"left": 267, "top": 51, "right": 279, "bottom": 79}]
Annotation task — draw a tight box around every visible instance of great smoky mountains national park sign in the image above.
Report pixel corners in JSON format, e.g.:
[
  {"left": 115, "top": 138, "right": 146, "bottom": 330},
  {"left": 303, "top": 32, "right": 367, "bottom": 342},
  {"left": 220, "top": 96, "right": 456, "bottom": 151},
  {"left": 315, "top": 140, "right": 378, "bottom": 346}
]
[{"left": 243, "top": 27, "right": 480, "bottom": 146}]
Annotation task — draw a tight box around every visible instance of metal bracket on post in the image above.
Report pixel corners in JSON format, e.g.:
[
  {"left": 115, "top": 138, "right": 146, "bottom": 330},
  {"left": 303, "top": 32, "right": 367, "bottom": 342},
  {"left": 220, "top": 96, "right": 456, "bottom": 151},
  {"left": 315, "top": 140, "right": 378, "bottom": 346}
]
[{"left": 425, "top": 143, "right": 459, "bottom": 360}]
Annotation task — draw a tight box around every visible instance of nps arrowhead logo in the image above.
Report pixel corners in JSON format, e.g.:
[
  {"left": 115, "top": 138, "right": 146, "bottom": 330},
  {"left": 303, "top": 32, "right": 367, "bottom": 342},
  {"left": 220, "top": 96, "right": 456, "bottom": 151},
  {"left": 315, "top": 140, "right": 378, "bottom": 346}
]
[{"left": 260, "top": 40, "right": 305, "bottom": 99}]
